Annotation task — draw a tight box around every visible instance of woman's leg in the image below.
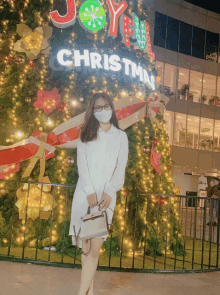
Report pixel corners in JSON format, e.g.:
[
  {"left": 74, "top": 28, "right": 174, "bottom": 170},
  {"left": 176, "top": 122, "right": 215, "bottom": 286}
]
[
  {"left": 81, "top": 240, "right": 94, "bottom": 295},
  {"left": 77, "top": 237, "right": 104, "bottom": 295}
]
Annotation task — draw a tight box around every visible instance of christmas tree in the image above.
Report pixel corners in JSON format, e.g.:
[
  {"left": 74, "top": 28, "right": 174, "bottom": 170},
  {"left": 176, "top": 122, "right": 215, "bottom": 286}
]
[{"left": 0, "top": 0, "right": 183, "bottom": 260}]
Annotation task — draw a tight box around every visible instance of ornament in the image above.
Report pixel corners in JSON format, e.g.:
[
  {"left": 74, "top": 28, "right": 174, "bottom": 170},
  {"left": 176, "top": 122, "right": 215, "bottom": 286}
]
[
  {"left": 85, "top": 80, "right": 90, "bottom": 84},
  {"left": 29, "top": 60, "right": 35, "bottom": 67},
  {"left": 142, "top": 145, "right": 150, "bottom": 154},
  {"left": 130, "top": 168, "right": 135, "bottom": 174},
  {"left": 111, "top": 75, "right": 117, "bottom": 81},
  {"left": 79, "top": 0, "right": 106, "bottom": 32},
  {"left": 33, "top": 87, "right": 61, "bottom": 114},
  {"left": 66, "top": 156, "right": 74, "bottom": 165},
  {"left": 14, "top": 54, "right": 25, "bottom": 64},
  {"left": 13, "top": 24, "right": 53, "bottom": 60},
  {"left": 136, "top": 49, "right": 143, "bottom": 58},
  {"left": 156, "top": 196, "right": 165, "bottom": 205},
  {"left": 15, "top": 181, "right": 57, "bottom": 220},
  {"left": 9, "top": 55, "right": 14, "bottom": 61},
  {"left": 6, "top": 139, "right": 10, "bottom": 143},
  {"left": 86, "top": 35, "right": 92, "bottom": 40},
  {"left": 25, "top": 97, "right": 32, "bottom": 103},
  {"left": 57, "top": 101, "right": 67, "bottom": 111},
  {"left": 144, "top": 135, "right": 150, "bottom": 140},
  {"left": 166, "top": 165, "right": 170, "bottom": 170},
  {"left": 79, "top": 97, "right": 84, "bottom": 102}
]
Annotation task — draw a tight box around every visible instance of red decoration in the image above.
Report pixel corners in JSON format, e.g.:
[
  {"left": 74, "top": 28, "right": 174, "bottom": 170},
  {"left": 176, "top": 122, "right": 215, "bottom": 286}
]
[
  {"left": 156, "top": 196, "right": 165, "bottom": 205},
  {"left": 120, "top": 15, "right": 133, "bottom": 47},
  {"left": 106, "top": 0, "right": 128, "bottom": 38},
  {"left": 50, "top": 0, "right": 76, "bottom": 29},
  {"left": 144, "top": 20, "right": 155, "bottom": 60},
  {"left": 33, "top": 88, "right": 61, "bottom": 114},
  {"left": 166, "top": 165, "right": 170, "bottom": 170},
  {"left": 9, "top": 55, "right": 14, "bottom": 61},
  {"left": 29, "top": 60, "right": 35, "bottom": 67},
  {"left": 57, "top": 101, "right": 67, "bottom": 112},
  {"left": 150, "top": 140, "right": 161, "bottom": 174}
]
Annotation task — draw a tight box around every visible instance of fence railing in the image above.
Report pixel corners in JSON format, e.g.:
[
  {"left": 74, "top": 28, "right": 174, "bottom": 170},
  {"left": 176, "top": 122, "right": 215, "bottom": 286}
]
[{"left": 0, "top": 180, "right": 219, "bottom": 273}]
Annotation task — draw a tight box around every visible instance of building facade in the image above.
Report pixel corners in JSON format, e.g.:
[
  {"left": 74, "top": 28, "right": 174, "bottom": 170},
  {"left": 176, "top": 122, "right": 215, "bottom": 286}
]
[{"left": 146, "top": 0, "right": 220, "bottom": 195}]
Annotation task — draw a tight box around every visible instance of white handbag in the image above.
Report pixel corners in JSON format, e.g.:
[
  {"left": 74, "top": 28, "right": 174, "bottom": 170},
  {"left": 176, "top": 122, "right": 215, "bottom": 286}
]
[{"left": 73, "top": 202, "right": 114, "bottom": 256}]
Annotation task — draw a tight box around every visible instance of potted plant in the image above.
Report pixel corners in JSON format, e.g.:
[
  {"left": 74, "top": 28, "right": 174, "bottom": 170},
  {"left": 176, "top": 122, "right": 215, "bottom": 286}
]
[
  {"left": 180, "top": 84, "right": 189, "bottom": 100},
  {"left": 188, "top": 92, "right": 194, "bottom": 101},
  {"left": 200, "top": 95, "right": 207, "bottom": 104},
  {"left": 209, "top": 95, "right": 217, "bottom": 105}
]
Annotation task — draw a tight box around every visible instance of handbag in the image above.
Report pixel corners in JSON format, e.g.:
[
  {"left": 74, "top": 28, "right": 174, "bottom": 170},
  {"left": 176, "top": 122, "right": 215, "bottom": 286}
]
[{"left": 73, "top": 202, "right": 114, "bottom": 256}]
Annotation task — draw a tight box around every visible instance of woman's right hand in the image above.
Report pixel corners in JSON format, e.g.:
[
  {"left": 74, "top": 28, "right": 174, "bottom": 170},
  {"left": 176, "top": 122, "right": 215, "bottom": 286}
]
[{"left": 86, "top": 192, "right": 98, "bottom": 207}]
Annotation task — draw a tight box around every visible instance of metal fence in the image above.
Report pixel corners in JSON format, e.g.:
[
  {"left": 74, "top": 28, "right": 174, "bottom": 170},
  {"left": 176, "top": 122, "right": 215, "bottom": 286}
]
[{"left": 0, "top": 180, "right": 220, "bottom": 273}]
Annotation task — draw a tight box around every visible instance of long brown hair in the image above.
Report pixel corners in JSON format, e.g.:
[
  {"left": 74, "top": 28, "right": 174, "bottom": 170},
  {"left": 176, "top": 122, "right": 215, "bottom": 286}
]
[{"left": 79, "top": 92, "right": 122, "bottom": 143}]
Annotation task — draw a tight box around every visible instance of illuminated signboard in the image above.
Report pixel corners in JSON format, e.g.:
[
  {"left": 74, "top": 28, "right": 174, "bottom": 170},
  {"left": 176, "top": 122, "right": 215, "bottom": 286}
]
[
  {"left": 55, "top": 49, "right": 155, "bottom": 90},
  {"left": 50, "top": 0, "right": 155, "bottom": 59}
]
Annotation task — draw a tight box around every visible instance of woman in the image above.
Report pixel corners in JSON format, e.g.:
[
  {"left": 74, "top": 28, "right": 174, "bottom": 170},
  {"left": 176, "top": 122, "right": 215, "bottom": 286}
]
[{"left": 69, "top": 92, "right": 129, "bottom": 295}]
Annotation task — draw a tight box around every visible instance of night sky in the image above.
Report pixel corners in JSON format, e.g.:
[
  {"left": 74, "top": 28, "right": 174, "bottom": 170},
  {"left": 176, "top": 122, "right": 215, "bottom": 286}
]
[{"left": 185, "top": 0, "right": 220, "bottom": 15}]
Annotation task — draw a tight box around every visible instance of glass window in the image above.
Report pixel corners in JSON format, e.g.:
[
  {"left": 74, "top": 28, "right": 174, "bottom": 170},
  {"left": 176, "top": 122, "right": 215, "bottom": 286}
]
[
  {"left": 199, "top": 117, "right": 214, "bottom": 152},
  {"left": 179, "top": 21, "right": 192, "bottom": 55},
  {"left": 189, "top": 70, "right": 202, "bottom": 103},
  {"left": 214, "top": 119, "right": 220, "bottom": 152},
  {"left": 186, "top": 115, "right": 200, "bottom": 149},
  {"left": 166, "top": 16, "right": 179, "bottom": 52},
  {"left": 202, "top": 73, "right": 217, "bottom": 105},
  {"left": 205, "top": 31, "right": 219, "bottom": 63},
  {"left": 155, "top": 61, "right": 164, "bottom": 92},
  {"left": 163, "top": 63, "right": 177, "bottom": 98},
  {"left": 164, "top": 110, "right": 174, "bottom": 145},
  {"left": 177, "top": 67, "right": 189, "bottom": 100},
  {"left": 154, "top": 12, "right": 167, "bottom": 48},
  {"left": 192, "top": 26, "right": 205, "bottom": 59},
  {"left": 174, "top": 113, "right": 187, "bottom": 147}
]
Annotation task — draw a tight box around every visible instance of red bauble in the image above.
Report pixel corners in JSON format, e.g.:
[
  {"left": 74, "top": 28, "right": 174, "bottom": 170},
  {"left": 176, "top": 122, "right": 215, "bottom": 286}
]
[
  {"left": 29, "top": 61, "right": 35, "bottom": 67},
  {"left": 57, "top": 102, "right": 67, "bottom": 111},
  {"left": 166, "top": 165, "right": 170, "bottom": 170},
  {"left": 156, "top": 196, "right": 165, "bottom": 205},
  {"left": 124, "top": 192, "right": 127, "bottom": 196},
  {"left": 9, "top": 55, "right": 14, "bottom": 61}
]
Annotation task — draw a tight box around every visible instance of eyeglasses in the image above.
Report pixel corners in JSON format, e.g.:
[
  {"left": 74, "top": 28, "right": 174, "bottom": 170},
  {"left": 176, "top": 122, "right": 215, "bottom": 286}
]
[{"left": 94, "top": 104, "right": 111, "bottom": 112}]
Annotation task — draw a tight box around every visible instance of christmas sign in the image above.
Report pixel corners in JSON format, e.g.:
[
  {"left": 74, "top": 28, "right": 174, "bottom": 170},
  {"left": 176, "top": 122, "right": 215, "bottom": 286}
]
[
  {"left": 56, "top": 49, "right": 155, "bottom": 89},
  {"left": 50, "top": 0, "right": 155, "bottom": 58}
]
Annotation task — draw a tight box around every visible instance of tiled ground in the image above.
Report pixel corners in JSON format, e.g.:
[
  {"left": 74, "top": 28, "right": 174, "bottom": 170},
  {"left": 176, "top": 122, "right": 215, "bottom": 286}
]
[{"left": 0, "top": 261, "right": 220, "bottom": 295}]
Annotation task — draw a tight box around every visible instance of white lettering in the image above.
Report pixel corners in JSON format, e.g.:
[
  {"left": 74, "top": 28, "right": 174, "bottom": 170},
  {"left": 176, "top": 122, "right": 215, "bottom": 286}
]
[
  {"left": 122, "top": 58, "right": 132, "bottom": 75},
  {"left": 57, "top": 49, "right": 73, "bottom": 66},
  {"left": 74, "top": 50, "right": 90, "bottom": 67},
  {"left": 109, "top": 54, "right": 121, "bottom": 71},
  {"left": 90, "top": 53, "right": 103, "bottom": 69},
  {"left": 131, "top": 62, "right": 143, "bottom": 81},
  {"left": 103, "top": 54, "right": 109, "bottom": 70}
]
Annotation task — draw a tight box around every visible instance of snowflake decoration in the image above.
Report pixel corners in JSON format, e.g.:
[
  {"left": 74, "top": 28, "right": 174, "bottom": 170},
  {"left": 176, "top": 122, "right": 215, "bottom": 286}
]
[{"left": 79, "top": 0, "right": 106, "bottom": 32}]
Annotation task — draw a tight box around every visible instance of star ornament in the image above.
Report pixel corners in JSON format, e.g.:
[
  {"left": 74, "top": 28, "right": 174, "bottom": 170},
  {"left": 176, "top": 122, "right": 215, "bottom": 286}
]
[
  {"left": 33, "top": 88, "right": 61, "bottom": 114},
  {"left": 13, "top": 24, "right": 53, "bottom": 60}
]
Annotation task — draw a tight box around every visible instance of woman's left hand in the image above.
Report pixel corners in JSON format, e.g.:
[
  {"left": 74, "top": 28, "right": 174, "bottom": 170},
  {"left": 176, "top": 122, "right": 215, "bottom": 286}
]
[{"left": 97, "top": 192, "right": 112, "bottom": 210}]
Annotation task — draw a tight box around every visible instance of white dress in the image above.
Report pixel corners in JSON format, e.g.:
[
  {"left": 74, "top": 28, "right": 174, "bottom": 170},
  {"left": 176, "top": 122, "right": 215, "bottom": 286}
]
[{"left": 68, "top": 124, "right": 129, "bottom": 248}]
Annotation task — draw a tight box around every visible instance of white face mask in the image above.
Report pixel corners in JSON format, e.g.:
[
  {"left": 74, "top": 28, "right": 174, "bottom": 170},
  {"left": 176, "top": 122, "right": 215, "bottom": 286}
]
[{"left": 94, "top": 109, "right": 112, "bottom": 123}]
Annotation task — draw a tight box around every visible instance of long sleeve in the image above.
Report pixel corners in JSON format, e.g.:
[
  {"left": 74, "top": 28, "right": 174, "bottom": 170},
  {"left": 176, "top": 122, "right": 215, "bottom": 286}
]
[
  {"left": 77, "top": 138, "right": 96, "bottom": 197},
  {"left": 104, "top": 132, "right": 129, "bottom": 199}
]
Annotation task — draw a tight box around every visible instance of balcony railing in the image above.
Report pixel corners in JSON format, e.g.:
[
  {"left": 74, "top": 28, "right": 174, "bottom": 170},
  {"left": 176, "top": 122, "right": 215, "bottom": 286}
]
[{"left": 0, "top": 180, "right": 219, "bottom": 273}]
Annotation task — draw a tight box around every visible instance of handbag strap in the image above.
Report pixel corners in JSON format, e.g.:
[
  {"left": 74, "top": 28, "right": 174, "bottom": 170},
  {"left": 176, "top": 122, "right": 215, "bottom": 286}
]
[{"left": 73, "top": 225, "right": 91, "bottom": 256}]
